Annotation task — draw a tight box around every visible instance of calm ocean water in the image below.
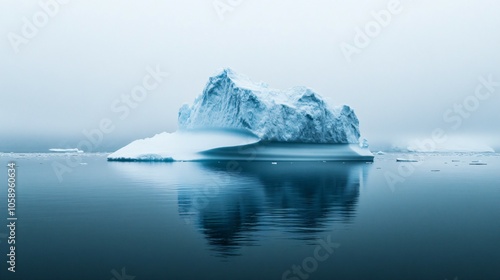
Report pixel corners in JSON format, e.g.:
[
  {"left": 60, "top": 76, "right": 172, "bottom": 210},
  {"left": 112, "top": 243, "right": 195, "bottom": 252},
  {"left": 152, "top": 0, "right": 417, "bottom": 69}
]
[{"left": 0, "top": 152, "right": 499, "bottom": 280}]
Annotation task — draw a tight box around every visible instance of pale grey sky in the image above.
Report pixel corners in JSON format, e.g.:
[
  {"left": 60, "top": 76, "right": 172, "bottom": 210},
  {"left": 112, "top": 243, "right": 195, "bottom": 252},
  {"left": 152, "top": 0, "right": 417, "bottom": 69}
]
[{"left": 1, "top": 0, "right": 499, "bottom": 152}]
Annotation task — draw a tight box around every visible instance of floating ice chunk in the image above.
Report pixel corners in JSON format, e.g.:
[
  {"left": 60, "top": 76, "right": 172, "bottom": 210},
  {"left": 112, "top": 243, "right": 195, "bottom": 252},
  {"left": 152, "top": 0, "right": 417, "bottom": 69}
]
[
  {"left": 396, "top": 158, "right": 419, "bottom": 162},
  {"left": 359, "top": 139, "right": 369, "bottom": 148}
]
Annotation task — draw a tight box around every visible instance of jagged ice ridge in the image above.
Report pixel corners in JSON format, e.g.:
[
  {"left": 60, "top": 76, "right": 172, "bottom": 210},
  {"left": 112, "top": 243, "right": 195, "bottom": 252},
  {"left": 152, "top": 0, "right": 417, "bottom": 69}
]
[{"left": 178, "top": 69, "right": 361, "bottom": 144}]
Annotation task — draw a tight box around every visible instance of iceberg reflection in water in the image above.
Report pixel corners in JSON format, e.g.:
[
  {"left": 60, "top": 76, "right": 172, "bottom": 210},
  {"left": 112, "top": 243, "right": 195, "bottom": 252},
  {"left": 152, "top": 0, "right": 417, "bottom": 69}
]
[
  {"left": 109, "top": 160, "right": 369, "bottom": 257},
  {"left": 6, "top": 153, "right": 499, "bottom": 279},
  {"left": 177, "top": 161, "right": 369, "bottom": 256}
]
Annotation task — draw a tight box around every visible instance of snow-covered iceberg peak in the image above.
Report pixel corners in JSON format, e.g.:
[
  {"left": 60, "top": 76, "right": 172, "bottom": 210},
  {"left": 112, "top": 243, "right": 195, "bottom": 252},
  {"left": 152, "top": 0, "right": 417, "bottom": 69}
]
[{"left": 178, "top": 68, "right": 361, "bottom": 144}]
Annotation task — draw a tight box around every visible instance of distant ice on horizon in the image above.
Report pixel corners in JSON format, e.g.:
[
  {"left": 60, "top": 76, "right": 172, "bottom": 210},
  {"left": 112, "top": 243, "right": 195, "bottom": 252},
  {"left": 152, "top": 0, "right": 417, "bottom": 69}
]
[
  {"left": 49, "top": 148, "right": 84, "bottom": 153},
  {"left": 394, "top": 138, "right": 496, "bottom": 153}
]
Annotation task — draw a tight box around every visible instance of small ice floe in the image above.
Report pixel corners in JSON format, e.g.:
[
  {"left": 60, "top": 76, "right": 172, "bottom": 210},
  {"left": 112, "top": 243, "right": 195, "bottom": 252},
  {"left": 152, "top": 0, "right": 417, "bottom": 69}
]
[
  {"left": 79, "top": 163, "right": 88, "bottom": 165},
  {"left": 271, "top": 162, "right": 277, "bottom": 165},
  {"left": 431, "top": 170, "right": 440, "bottom": 172},
  {"left": 376, "top": 151, "right": 385, "bottom": 155},
  {"left": 396, "top": 158, "right": 419, "bottom": 162},
  {"left": 451, "top": 160, "right": 460, "bottom": 162},
  {"left": 359, "top": 139, "right": 369, "bottom": 148}
]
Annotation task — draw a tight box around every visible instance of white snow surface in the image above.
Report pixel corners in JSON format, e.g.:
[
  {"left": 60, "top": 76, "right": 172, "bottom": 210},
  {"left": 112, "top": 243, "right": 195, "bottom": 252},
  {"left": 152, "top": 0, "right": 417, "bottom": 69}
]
[
  {"left": 178, "top": 68, "right": 361, "bottom": 144},
  {"left": 107, "top": 129, "right": 260, "bottom": 161}
]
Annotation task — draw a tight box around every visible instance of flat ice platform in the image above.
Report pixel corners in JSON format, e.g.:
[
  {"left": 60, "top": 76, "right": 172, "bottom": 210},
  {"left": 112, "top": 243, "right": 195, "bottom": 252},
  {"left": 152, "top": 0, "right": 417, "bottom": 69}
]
[
  {"left": 108, "top": 142, "right": 374, "bottom": 162},
  {"left": 199, "top": 142, "right": 374, "bottom": 162},
  {"left": 107, "top": 129, "right": 373, "bottom": 162}
]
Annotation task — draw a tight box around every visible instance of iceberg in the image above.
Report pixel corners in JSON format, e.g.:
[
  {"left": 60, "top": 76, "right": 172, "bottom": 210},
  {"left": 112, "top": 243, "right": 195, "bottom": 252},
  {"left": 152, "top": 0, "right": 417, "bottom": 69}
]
[
  {"left": 179, "top": 68, "right": 360, "bottom": 143},
  {"left": 108, "top": 69, "right": 373, "bottom": 162}
]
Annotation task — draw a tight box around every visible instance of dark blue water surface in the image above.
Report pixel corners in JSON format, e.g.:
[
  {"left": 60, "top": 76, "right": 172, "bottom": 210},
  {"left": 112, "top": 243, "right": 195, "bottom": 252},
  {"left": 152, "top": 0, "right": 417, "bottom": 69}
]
[{"left": 0, "top": 153, "right": 499, "bottom": 280}]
